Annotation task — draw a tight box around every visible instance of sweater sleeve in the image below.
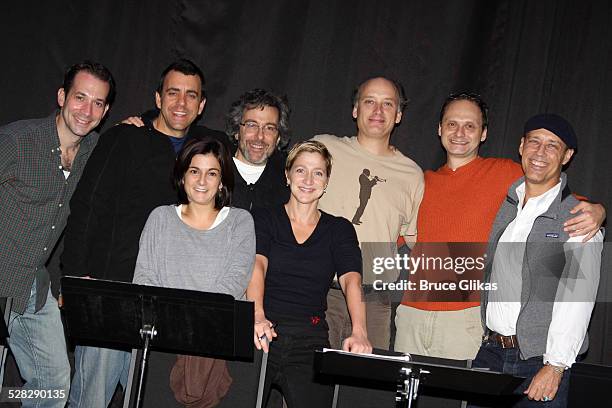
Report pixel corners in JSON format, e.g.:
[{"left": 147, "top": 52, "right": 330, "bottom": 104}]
[
  {"left": 215, "top": 209, "right": 256, "bottom": 299},
  {"left": 133, "top": 207, "right": 164, "bottom": 287},
  {"left": 508, "top": 161, "right": 524, "bottom": 181}
]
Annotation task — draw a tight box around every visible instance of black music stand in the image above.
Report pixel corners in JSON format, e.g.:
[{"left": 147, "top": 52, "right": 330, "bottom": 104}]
[
  {"left": 0, "top": 298, "right": 11, "bottom": 386},
  {"left": 61, "top": 277, "right": 254, "bottom": 408},
  {"left": 314, "top": 349, "right": 524, "bottom": 408}
]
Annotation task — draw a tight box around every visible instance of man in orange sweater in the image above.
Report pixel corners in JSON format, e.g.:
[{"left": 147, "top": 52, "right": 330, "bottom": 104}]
[{"left": 393, "top": 93, "right": 605, "bottom": 360}]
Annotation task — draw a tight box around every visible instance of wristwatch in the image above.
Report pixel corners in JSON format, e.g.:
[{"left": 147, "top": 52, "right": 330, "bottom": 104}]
[{"left": 544, "top": 362, "right": 566, "bottom": 375}]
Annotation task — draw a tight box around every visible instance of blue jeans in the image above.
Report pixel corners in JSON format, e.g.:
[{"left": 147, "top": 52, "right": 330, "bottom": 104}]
[
  {"left": 68, "top": 345, "right": 131, "bottom": 407},
  {"left": 7, "top": 283, "right": 70, "bottom": 408},
  {"left": 468, "top": 339, "right": 570, "bottom": 407}
]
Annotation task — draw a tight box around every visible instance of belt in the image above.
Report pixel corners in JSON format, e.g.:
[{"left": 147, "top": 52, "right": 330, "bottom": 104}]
[
  {"left": 486, "top": 331, "right": 519, "bottom": 349},
  {"left": 330, "top": 281, "right": 375, "bottom": 294}
]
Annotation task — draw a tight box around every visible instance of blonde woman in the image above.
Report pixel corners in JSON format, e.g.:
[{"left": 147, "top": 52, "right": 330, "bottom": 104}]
[{"left": 247, "top": 140, "right": 371, "bottom": 408}]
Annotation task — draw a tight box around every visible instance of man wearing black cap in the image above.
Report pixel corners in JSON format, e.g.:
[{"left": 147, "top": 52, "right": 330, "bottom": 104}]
[{"left": 473, "top": 114, "right": 604, "bottom": 407}]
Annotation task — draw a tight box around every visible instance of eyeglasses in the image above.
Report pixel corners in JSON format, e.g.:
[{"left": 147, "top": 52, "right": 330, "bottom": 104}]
[{"left": 239, "top": 121, "right": 279, "bottom": 136}]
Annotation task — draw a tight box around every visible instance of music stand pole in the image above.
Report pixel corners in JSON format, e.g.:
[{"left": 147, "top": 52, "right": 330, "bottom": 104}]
[
  {"left": 135, "top": 324, "right": 157, "bottom": 408},
  {"left": 255, "top": 337, "right": 269, "bottom": 408}
]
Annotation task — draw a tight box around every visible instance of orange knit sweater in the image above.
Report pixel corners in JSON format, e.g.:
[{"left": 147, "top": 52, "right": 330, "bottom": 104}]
[{"left": 402, "top": 157, "right": 523, "bottom": 311}]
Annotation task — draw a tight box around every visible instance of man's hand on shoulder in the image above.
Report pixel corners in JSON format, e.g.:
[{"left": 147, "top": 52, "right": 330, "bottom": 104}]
[
  {"left": 118, "top": 116, "right": 144, "bottom": 127},
  {"left": 564, "top": 201, "right": 606, "bottom": 242}
]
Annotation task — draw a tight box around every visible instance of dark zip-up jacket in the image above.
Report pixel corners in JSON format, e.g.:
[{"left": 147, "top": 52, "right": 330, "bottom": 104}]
[{"left": 61, "top": 123, "right": 226, "bottom": 282}]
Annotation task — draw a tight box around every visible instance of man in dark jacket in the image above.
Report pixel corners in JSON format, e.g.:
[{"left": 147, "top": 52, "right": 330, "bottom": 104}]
[
  {"left": 61, "top": 58, "right": 218, "bottom": 407},
  {"left": 224, "top": 88, "right": 290, "bottom": 211},
  {"left": 223, "top": 88, "right": 291, "bottom": 408},
  {"left": 121, "top": 88, "right": 290, "bottom": 211}
]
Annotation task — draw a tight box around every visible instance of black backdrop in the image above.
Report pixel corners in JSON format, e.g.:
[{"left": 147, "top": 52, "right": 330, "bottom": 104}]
[{"left": 1, "top": 0, "right": 610, "bottom": 364}]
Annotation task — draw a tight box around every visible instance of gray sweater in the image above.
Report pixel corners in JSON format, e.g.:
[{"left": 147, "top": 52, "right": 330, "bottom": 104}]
[{"left": 133, "top": 205, "right": 255, "bottom": 299}]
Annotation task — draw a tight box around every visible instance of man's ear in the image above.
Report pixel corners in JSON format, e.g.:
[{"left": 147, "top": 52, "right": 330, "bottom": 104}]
[
  {"left": 57, "top": 88, "right": 66, "bottom": 108},
  {"left": 562, "top": 148, "right": 575, "bottom": 165},
  {"left": 155, "top": 92, "right": 162, "bottom": 110},
  {"left": 480, "top": 128, "right": 488, "bottom": 142},
  {"left": 197, "top": 97, "right": 206, "bottom": 115},
  {"left": 395, "top": 110, "right": 402, "bottom": 124},
  {"left": 518, "top": 137, "right": 525, "bottom": 156}
]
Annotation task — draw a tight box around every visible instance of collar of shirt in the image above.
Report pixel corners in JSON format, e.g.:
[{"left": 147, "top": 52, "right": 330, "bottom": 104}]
[
  {"left": 501, "top": 180, "right": 562, "bottom": 242},
  {"left": 233, "top": 157, "right": 266, "bottom": 184}
]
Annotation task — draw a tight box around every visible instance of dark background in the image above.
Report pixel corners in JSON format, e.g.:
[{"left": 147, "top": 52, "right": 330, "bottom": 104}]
[{"left": 1, "top": 0, "right": 609, "bottom": 368}]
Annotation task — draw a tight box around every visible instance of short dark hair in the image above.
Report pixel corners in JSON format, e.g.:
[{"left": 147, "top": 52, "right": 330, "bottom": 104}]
[
  {"left": 174, "top": 138, "right": 234, "bottom": 209},
  {"left": 439, "top": 92, "right": 489, "bottom": 129},
  {"left": 225, "top": 88, "right": 291, "bottom": 150},
  {"left": 352, "top": 76, "right": 409, "bottom": 112},
  {"left": 157, "top": 59, "right": 206, "bottom": 99},
  {"left": 62, "top": 60, "right": 116, "bottom": 105}
]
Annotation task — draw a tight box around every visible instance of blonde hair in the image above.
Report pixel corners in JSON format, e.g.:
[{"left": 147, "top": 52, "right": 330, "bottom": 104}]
[{"left": 285, "top": 140, "right": 333, "bottom": 176}]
